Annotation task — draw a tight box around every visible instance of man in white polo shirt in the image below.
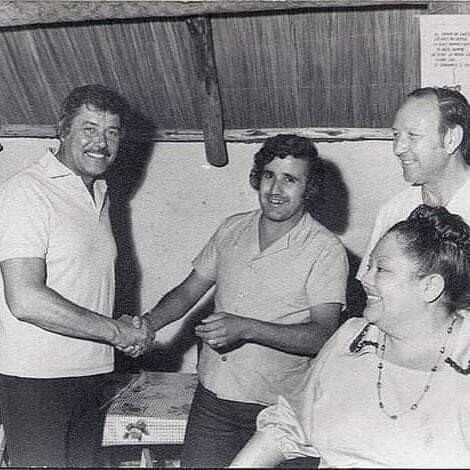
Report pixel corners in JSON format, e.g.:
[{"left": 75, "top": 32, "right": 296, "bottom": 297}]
[
  {"left": 357, "top": 87, "right": 470, "bottom": 280},
  {"left": 0, "top": 84, "right": 153, "bottom": 467},
  {"left": 141, "top": 134, "right": 349, "bottom": 468}
]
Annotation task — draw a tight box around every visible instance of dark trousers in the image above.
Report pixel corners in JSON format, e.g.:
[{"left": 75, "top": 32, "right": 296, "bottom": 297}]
[
  {"left": 0, "top": 372, "right": 109, "bottom": 468},
  {"left": 181, "top": 382, "right": 266, "bottom": 468}
]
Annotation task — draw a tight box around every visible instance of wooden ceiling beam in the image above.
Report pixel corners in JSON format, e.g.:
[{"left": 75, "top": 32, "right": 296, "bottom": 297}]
[
  {"left": 0, "top": 1, "right": 429, "bottom": 28},
  {"left": 0, "top": 125, "right": 393, "bottom": 142}
]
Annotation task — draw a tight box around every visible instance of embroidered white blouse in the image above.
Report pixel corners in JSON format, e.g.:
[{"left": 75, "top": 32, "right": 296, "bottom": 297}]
[{"left": 257, "top": 317, "right": 470, "bottom": 468}]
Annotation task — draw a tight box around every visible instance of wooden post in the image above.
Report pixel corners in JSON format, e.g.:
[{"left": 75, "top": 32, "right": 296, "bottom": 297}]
[{"left": 187, "top": 16, "right": 228, "bottom": 167}]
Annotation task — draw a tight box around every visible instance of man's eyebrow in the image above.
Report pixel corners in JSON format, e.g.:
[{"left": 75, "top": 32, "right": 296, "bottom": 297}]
[
  {"left": 374, "top": 255, "right": 391, "bottom": 262},
  {"left": 81, "top": 120, "right": 121, "bottom": 129},
  {"left": 82, "top": 120, "right": 98, "bottom": 125},
  {"left": 282, "top": 172, "right": 300, "bottom": 180}
]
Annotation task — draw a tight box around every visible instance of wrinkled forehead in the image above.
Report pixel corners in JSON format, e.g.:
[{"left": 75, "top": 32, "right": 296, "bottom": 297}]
[
  {"left": 393, "top": 96, "right": 440, "bottom": 129},
  {"left": 72, "top": 103, "right": 121, "bottom": 127}
]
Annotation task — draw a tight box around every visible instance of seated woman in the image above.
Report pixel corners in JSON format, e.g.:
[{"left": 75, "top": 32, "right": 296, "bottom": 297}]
[{"left": 231, "top": 204, "right": 470, "bottom": 468}]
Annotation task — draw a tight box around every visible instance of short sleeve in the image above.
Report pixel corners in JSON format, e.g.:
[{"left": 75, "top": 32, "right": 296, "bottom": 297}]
[
  {"left": 192, "top": 217, "right": 231, "bottom": 281},
  {"left": 257, "top": 395, "right": 319, "bottom": 460},
  {"left": 0, "top": 177, "right": 49, "bottom": 261},
  {"left": 306, "top": 238, "right": 348, "bottom": 307}
]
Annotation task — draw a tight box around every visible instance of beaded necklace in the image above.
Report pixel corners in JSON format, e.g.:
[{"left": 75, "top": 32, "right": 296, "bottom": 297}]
[{"left": 376, "top": 315, "right": 457, "bottom": 420}]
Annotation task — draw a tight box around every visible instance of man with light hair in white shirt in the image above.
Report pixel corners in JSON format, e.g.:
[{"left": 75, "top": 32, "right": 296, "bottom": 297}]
[{"left": 357, "top": 86, "right": 470, "bottom": 280}]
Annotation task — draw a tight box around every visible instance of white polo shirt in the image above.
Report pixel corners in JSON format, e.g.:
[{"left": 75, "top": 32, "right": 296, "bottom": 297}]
[
  {"left": 0, "top": 150, "right": 117, "bottom": 378},
  {"left": 357, "top": 178, "right": 470, "bottom": 280}
]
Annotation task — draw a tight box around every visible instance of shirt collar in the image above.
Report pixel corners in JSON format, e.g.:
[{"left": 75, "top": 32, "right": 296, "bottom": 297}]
[
  {"left": 257, "top": 210, "right": 314, "bottom": 252},
  {"left": 38, "top": 148, "right": 74, "bottom": 178},
  {"left": 287, "top": 211, "right": 310, "bottom": 239},
  {"left": 444, "top": 311, "right": 470, "bottom": 376},
  {"left": 346, "top": 313, "right": 470, "bottom": 376},
  {"left": 38, "top": 148, "right": 108, "bottom": 193},
  {"left": 253, "top": 211, "right": 309, "bottom": 258},
  {"left": 347, "top": 321, "right": 380, "bottom": 356},
  {"left": 287, "top": 211, "right": 319, "bottom": 245}
]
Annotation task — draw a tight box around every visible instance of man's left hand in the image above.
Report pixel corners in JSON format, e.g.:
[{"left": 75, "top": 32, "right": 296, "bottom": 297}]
[{"left": 195, "top": 312, "right": 251, "bottom": 350}]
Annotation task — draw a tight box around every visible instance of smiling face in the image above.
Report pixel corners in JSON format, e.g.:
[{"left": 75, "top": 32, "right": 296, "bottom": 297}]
[
  {"left": 258, "top": 155, "right": 308, "bottom": 228},
  {"left": 360, "top": 232, "right": 426, "bottom": 330},
  {"left": 392, "top": 96, "right": 450, "bottom": 187},
  {"left": 57, "top": 103, "right": 121, "bottom": 185}
]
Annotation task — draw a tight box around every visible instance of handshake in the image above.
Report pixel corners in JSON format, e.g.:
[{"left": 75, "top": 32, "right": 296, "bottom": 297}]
[{"left": 112, "top": 314, "right": 155, "bottom": 358}]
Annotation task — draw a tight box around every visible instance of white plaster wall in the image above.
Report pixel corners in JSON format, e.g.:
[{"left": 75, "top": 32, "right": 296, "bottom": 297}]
[
  {"left": 319, "top": 140, "right": 409, "bottom": 255},
  {"left": 0, "top": 137, "right": 408, "bottom": 371}
]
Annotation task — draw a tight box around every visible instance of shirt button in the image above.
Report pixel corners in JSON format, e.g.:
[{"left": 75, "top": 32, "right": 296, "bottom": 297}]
[{"left": 221, "top": 355, "right": 227, "bottom": 362}]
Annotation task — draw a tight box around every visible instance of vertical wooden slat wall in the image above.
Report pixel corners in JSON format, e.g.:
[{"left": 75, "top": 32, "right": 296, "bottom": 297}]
[{"left": 0, "top": 2, "right": 469, "bottom": 131}]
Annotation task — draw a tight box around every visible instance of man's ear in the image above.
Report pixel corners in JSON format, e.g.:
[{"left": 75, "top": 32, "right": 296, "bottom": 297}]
[
  {"left": 422, "top": 273, "right": 445, "bottom": 303},
  {"left": 444, "top": 124, "right": 464, "bottom": 155}
]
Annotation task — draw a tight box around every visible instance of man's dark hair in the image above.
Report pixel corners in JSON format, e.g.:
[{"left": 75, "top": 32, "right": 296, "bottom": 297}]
[
  {"left": 407, "top": 87, "right": 470, "bottom": 164},
  {"left": 249, "top": 134, "right": 324, "bottom": 212},
  {"left": 57, "top": 84, "right": 131, "bottom": 138}
]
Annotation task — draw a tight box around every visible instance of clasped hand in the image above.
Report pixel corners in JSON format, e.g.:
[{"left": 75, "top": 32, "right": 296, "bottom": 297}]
[
  {"left": 195, "top": 312, "right": 249, "bottom": 350},
  {"left": 114, "top": 314, "right": 155, "bottom": 358}
]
